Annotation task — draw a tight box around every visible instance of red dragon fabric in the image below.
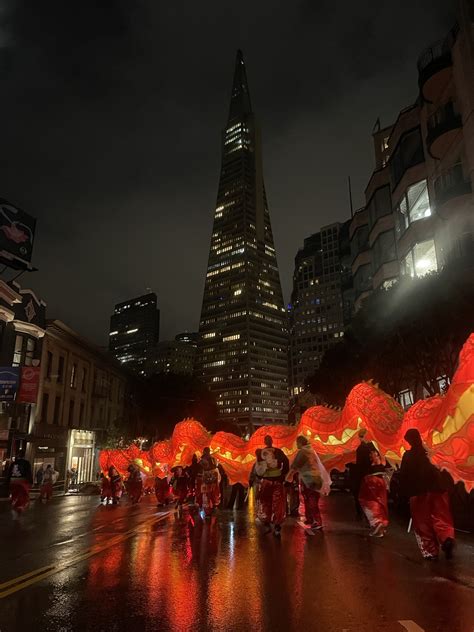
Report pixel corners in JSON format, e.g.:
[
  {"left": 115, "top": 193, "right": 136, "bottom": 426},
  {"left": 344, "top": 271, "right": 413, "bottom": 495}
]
[{"left": 100, "top": 334, "right": 474, "bottom": 491}]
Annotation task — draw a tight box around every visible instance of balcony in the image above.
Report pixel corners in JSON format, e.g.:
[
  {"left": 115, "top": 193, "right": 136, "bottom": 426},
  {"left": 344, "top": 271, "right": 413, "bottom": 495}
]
[
  {"left": 434, "top": 164, "right": 472, "bottom": 209},
  {"left": 426, "top": 101, "right": 462, "bottom": 159},
  {"left": 417, "top": 26, "right": 458, "bottom": 103}
]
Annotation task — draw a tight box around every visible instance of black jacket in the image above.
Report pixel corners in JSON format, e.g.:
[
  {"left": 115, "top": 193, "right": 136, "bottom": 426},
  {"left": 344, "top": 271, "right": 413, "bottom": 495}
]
[
  {"left": 399, "top": 447, "right": 444, "bottom": 498},
  {"left": 7, "top": 458, "right": 33, "bottom": 484},
  {"left": 355, "top": 441, "right": 376, "bottom": 478}
]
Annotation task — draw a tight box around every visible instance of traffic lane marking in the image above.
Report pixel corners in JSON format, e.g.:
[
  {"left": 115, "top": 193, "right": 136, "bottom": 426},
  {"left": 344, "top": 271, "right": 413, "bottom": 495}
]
[{"left": 0, "top": 511, "right": 170, "bottom": 599}]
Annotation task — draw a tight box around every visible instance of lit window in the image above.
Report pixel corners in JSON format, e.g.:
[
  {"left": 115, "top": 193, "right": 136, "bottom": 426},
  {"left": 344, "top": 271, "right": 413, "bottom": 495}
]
[
  {"left": 407, "top": 180, "right": 431, "bottom": 223},
  {"left": 401, "top": 240, "right": 438, "bottom": 277}
]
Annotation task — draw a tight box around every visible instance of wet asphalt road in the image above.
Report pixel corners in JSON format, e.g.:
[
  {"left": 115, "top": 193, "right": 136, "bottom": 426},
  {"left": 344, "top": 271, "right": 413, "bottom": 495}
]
[{"left": 0, "top": 492, "right": 473, "bottom": 632}]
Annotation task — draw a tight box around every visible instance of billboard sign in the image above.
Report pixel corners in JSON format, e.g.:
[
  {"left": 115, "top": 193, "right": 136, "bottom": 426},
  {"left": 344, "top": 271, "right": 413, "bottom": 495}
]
[
  {"left": 18, "top": 366, "right": 41, "bottom": 404},
  {"left": 0, "top": 199, "right": 36, "bottom": 269},
  {"left": 0, "top": 367, "right": 20, "bottom": 401}
]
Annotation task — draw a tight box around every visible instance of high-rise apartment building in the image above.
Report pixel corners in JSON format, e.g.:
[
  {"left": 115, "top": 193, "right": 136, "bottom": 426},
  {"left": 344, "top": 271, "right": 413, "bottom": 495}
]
[
  {"left": 109, "top": 293, "right": 160, "bottom": 374},
  {"left": 195, "top": 51, "right": 288, "bottom": 430},
  {"left": 351, "top": 3, "right": 474, "bottom": 310},
  {"left": 288, "top": 222, "right": 351, "bottom": 395}
]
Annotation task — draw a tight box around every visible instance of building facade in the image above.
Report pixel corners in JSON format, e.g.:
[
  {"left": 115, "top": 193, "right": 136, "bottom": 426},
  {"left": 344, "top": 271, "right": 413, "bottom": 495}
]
[
  {"left": 0, "top": 280, "right": 46, "bottom": 468},
  {"left": 109, "top": 292, "right": 160, "bottom": 375},
  {"left": 32, "top": 320, "right": 138, "bottom": 483},
  {"left": 350, "top": 5, "right": 474, "bottom": 310},
  {"left": 147, "top": 332, "right": 198, "bottom": 376},
  {"left": 195, "top": 51, "right": 288, "bottom": 430},
  {"left": 288, "top": 222, "right": 351, "bottom": 396}
]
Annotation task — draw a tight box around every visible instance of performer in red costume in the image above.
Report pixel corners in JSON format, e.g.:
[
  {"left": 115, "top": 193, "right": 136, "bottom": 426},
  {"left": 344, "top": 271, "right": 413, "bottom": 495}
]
[
  {"left": 7, "top": 450, "right": 33, "bottom": 517},
  {"left": 127, "top": 464, "right": 143, "bottom": 504},
  {"left": 155, "top": 469, "right": 171, "bottom": 506},
  {"left": 287, "top": 435, "right": 331, "bottom": 534},
  {"left": 256, "top": 435, "right": 289, "bottom": 537},
  {"left": 399, "top": 428, "right": 455, "bottom": 560},
  {"left": 108, "top": 466, "right": 124, "bottom": 505},
  {"left": 171, "top": 466, "right": 189, "bottom": 507},
  {"left": 358, "top": 449, "right": 391, "bottom": 537},
  {"left": 99, "top": 472, "right": 111, "bottom": 504},
  {"left": 196, "top": 447, "right": 220, "bottom": 517}
]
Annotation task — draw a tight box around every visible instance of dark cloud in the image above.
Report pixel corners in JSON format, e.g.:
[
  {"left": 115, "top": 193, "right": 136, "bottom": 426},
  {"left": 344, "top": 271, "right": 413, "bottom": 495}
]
[{"left": 0, "top": 0, "right": 454, "bottom": 343}]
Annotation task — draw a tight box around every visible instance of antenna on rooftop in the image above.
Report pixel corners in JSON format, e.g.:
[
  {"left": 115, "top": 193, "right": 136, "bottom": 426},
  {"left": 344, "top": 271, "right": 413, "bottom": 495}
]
[{"left": 348, "top": 176, "right": 354, "bottom": 218}]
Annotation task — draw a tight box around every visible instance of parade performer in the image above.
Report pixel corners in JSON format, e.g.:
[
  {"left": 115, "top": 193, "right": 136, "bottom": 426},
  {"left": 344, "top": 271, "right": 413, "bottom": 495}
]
[
  {"left": 7, "top": 450, "right": 33, "bottom": 517},
  {"left": 358, "top": 449, "right": 391, "bottom": 537},
  {"left": 39, "top": 464, "right": 55, "bottom": 502},
  {"left": 186, "top": 454, "right": 200, "bottom": 504},
  {"left": 256, "top": 435, "right": 289, "bottom": 536},
  {"left": 108, "top": 466, "right": 124, "bottom": 505},
  {"left": 155, "top": 467, "right": 171, "bottom": 507},
  {"left": 352, "top": 428, "right": 376, "bottom": 519},
  {"left": 170, "top": 466, "right": 189, "bottom": 507},
  {"left": 127, "top": 464, "right": 143, "bottom": 504},
  {"left": 197, "top": 447, "right": 220, "bottom": 517},
  {"left": 399, "top": 428, "right": 455, "bottom": 560},
  {"left": 287, "top": 435, "right": 331, "bottom": 533},
  {"left": 99, "top": 472, "right": 111, "bottom": 504}
]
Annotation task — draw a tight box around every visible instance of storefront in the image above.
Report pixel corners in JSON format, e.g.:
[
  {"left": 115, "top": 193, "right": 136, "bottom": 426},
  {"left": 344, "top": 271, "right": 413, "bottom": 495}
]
[
  {"left": 29, "top": 422, "right": 69, "bottom": 484},
  {"left": 67, "top": 429, "right": 96, "bottom": 483}
]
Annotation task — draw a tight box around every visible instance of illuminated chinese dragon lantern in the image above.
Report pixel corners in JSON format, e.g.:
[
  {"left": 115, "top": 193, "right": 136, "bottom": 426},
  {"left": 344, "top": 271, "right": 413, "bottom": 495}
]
[{"left": 100, "top": 333, "right": 474, "bottom": 491}]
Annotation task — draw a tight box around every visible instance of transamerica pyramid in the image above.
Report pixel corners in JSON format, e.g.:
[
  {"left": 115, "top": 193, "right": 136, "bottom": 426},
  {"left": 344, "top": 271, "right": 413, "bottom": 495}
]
[{"left": 195, "top": 50, "right": 288, "bottom": 431}]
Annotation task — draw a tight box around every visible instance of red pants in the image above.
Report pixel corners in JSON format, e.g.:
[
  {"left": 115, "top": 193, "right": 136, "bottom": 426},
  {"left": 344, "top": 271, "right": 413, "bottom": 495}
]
[
  {"left": 174, "top": 487, "right": 188, "bottom": 504},
  {"left": 410, "top": 492, "right": 454, "bottom": 558},
  {"left": 359, "top": 475, "right": 389, "bottom": 529},
  {"left": 40, "top": 482, "right": 53, "bottom": 501},
  {"left": 196, "top": 480, "right": 220, "bottom": 516},
  {"left": 101, "top": 480, "right": 111, "bottom": 500},
  {"left": 155, "top": 479, "right": 170, "bottom": 504},
  {"left": 110, "top": 481, "right": 123, "bottom": 502},
  {"left": 10, "top": 480, "right": 30, "bottom": 514},
  {"left": 301, "top": 484, "right": 321, "bottom": 526},
  {"left": 259, "top": 479, "right": 286, "bottom": 526},
  {"left": 128, "top": 480, "right": 143, "bottom": 504}
]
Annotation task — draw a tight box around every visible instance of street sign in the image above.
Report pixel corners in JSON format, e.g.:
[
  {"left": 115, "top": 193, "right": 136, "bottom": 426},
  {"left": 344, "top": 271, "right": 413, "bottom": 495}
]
[
  {"left": 0, "top": 367, "right": 20, "bottom": 401},
  {"left": 0, "top": 199, "right": 36, "bottom": 270},
  {"left": 18, "top": 366, "right": 41, "bottom": 404}
]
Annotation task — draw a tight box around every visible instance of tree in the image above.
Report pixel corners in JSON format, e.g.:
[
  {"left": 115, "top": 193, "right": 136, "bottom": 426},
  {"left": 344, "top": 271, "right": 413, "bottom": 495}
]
[
  {"left": 138, "top": 373, "right": 218, "bottom": 441},
  {"left": 308, "top": 261, "right": 474, "bottom": 405}
]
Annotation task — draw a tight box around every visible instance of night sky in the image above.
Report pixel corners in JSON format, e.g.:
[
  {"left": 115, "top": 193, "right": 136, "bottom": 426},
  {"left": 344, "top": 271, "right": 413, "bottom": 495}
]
[{"left": 0, "top": 0, "right": 453, "bottom": 345}]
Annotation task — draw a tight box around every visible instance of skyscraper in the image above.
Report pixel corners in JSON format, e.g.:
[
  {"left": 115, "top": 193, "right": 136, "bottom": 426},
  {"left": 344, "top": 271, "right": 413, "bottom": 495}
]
[
  {"left": 195, "top": 50, "right": 288, "bottom": 431},
  {"left": 288, "top": 222, "right": 352, "bottom": 396},
  {"left": 109, "top": 292, "right": 160, "bottom": 374}
]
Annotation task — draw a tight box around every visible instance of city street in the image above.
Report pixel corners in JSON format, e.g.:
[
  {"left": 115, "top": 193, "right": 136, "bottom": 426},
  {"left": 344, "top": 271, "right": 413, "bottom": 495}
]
[{"left": 0, "top": 493, "right": 473, "bottom": 632}]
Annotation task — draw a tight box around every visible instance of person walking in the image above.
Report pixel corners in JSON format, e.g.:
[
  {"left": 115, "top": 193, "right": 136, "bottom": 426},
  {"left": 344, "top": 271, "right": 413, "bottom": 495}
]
[
  {"left": 352, "top": 428, "right": 376, "bottom": 519},
  {"left": 256, "top": 435, "right": 289, "bottom": 537},
  {"left": 40, "top": 464, "right": 55, "bottom": 502},
  {"left": 227, "top": 482, "right": 246, "bottom": 510},
  {"left": 126, "top": 464, "right": 143, "bottom": 504},
  {"left": 186, "top": 454, "right": 200, "bottom": 504},
  {"left": 170, "top": 466, "right": 189, "bottom": 508},
  {"left": 286, "top": 435, "right": 331, "bottom": 534},
  {"left": 7, "top": 449, "right": 33, "bottom": 518},
  {"left": 108, "top": 466, "right": 124, "bottom": 505},
  {"left": 197, "top": 447, "right": 220, "bottom": 517},
  {"left": 399, "top": 428, "right": 455, "bottom": 560},
  {"left": 99, "top": 472, "right": 111, "bottom": 504},
  {"left": 358, "top": 449, "right": 392, "bottom": 537},
  {"left": 35, "top": 464, "right": 44, "bottom": 488},
  {"left": 155, "top": 472, "right": 171, "bottom": 507}
]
